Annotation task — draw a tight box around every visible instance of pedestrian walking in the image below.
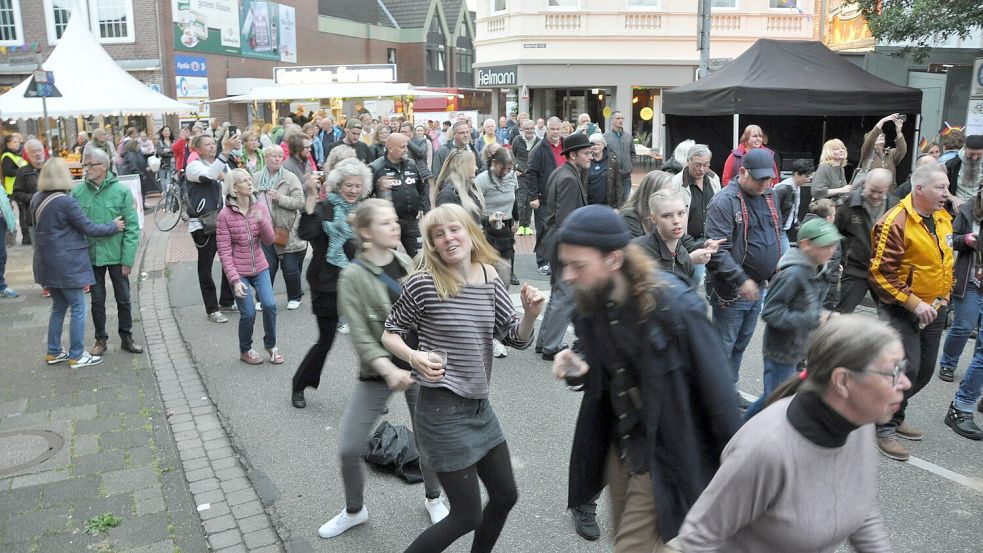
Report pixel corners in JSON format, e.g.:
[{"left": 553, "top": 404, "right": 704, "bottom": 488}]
[
  {"left": 510, "top": 119, "right": 540, "bottom": 236},
  {"left": 720, "top": 124, "right": 780, "bottom": 186},
  {"left": 772, "top": 159, "right": 813, "bottom": 254},
  {"left": 317, "top": 199, "right": 449, "bottom": 539},
  {"left": 671, "top": 144, "right": 720, "bottom": 285},
  {"left": 282, "top": 131, "right": 313, "bottom": 185},
  {"left": 2, "top": 133, "right": 26, "bottom": 196},
  {"left": 255, "top": 145, "right": 306, "bottom": 311},
  {"left": 215, "top": 169, "right": 279, "bottom": 365},
  {"left": 585, "top": 133, "right": 623, "bottom": 208},
  {"left": 382, "top": 203, "right": 544, "bottom": 553},
  {"left": 679, "top": 315, "right": 904, "bottom": 552},
  {"left": 291, "top": 159, "right": 369, "bottom": 408},
  {"left": 73, "top": 147, "right": 143, "bottom": 357},
  {"left": 0, "top": 184, "right": 15, "bottom": 297},
  {"left": 119, "top": 137, "right": 155, "bottom": 200},
  {"left": 523, "top": 117, "right": 564, "bottom": 274},
  {"left": 32, "top": 158, "right": 124, "bottom": 368},
  {"left": 551, "top": 204, "right": 737, "bottom": 552},
  {"left": 944, "top": 134, "right": 983, "bottom": 213},
  {"left": 325, "top": 119, "right": 374, "bottom": 166},
  {"left": 369, "top": 133, "right": 427, "bottom": 256},
  {"left": 476, "top": 146, "right": 519, "bottom": 285},
  {"left": 156, "top": 126, "right": 175, "bottom": 191},
  {"left": 239, "top": 130, "right": 265, "bottom": 175},
  {"left": 868, "top": 163, "right": 953, "bottom": 461},
  {"left": 631, "top": 189, "right": 721, "bottom": 281}
]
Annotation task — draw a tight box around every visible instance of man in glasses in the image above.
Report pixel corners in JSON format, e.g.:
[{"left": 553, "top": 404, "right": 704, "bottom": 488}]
[
  {"left": 671, "top": 143, "right": 722, "bottom": 285},
  {"left": 868, "top": 163, "right": 955, "bottom": 460}
]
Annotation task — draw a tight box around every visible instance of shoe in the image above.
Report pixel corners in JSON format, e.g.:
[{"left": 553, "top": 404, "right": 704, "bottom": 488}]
[
  {"left": 240, "top": 350, "right": 263, "bottom": 365},
  {"left": 876, "top": 436, "right": 910, "bottom": 461},
  {"left": 0, "top": 287, "right": 18, "bottom": 298},
  {"left": 219, "top": 303, "right": 237, "bottom": 312},
  {"left": 292, "top": 390, "right": 306, "bottom": 409},
  {"left": 208, "top": 311, "right": 229, "bottom": 323},
  {"left": 337, "top": 322, "right": 350, "bottom": 334},
  {"left": 537, "top": 264, "right": 551, "bottom": 276},
  {"left": 535, "top": 346, "right": 543, "bottom": 354},
  {"left": 895, "top": 421, "right": 924, "bottom": 441},
  {"left": 944, "top": 402, "right": 983, "bottom": 440},
  {"left": 267, "top": 347, "right": 284, "bottom": 365},
  {"left": 287, "top": 300, "right": 301, "bottom": 310},
  {"left": 735, "top": 392, "right": 752, "bottom": 411},
  {"left": 318, "top": 507, "right": 368, "bottom": 538},
  {"left": 46, "top": 351, "right": 69, "bottom": 365},
  {"left": 91, "top": 338, "right": 108, "bottom": 356},
  {"left": 256, "top": 302, "right": 262, "bottom": 312},
  {"left": 541, "top": 344, "right": 568, "bottom": 361},
  {"left": 120, "top": 336, "right": 144, "bottom": 354},
  {"left": 938, "top": 365, "right": 955, "bottom": 382},
  {"left": 572, "top": 506, "right": 600, "bottom": 541},
  {"left": 69, "top": 351, "right": 103, "bottom": 368},
  {"left": 42, "top": 288, "right": 50, "bottom": 298},
  {"left": 493, "top": 340, "right": 508, "bottom": 358},
  {"left": 510, "top": 274, "right": 520, "bottom": 286},
  {"left": 424, "top": 497, "right": 449, "bottom": 524}
]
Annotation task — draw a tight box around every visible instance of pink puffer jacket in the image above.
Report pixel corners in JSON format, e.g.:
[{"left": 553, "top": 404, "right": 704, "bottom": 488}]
[{"left": 216, "top": 200, "right": 274, "bottom": 285}]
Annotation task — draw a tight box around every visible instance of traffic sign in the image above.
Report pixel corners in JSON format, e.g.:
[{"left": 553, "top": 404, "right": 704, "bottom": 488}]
[{"left": 23, "top": 71, "right": 60, "bottom": 98}]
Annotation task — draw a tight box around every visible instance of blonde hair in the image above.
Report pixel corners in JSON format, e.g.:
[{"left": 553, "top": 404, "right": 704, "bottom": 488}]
[
  {"left": 648, "top": 188, "right": 685, "bottom": 215},
  {"left": 819, "top": 138, "right": 847, "bottom": 166},
  {"left": 418, "top": 204, "right": 502, "bottom": 299},
  {"left": 620, "top": 170, "right": 675, "bottom": 235},
  {"left": 38, "top": 157, "right": 76, "bottom": 192},
  {"left": 352, "top": 198, "right": 396, "bottom": 246},
  {"left": 435, "top": 149, "right": 484, "bottom": 220},
  {"left": 223, "top": 168, "right": 252, "bottom": 199}
]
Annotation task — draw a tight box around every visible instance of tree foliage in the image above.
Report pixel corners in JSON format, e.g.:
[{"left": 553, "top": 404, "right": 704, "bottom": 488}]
[{"left": 854, "top": 0, "right": 983, "bottom": 61}]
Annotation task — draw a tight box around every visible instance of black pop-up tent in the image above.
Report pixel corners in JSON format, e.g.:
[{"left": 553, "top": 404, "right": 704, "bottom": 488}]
[{"left": 663, "top": 39, "right": 923, "bottom": 183}]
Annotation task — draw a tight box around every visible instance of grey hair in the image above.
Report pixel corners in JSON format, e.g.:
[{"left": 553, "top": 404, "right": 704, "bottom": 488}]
[
  {"left": 223, "top": 168, "right": 252, "bottom": 199},
  {"left": 262, "top": 145, "right": 283, "bottom": 159},
  {"left": 911, "top": 163, "right": 949, "bottom": 191},
  {"left": 324, "top": 144, "right": 355, "bottom": 172},
  {"left": 865, "top": 168, "right": 893, "bottom": 188},
  {"left": 84, "top": 146, "right": 111, "bottom": 166},
  {"left": 23, "top": 138, "right": 44, "bottom": 152},
  {"left": 687, "top": 143, "right": 712, "bottom": 162},
  {"left": 673, "top": 140, "right": 695, "bottom": 166},
  {"left": 588, "top": 132, "right": 606, "bottom": 145},
  {"left": 325, "top": 158, "right": 371, "bottom": 198}
]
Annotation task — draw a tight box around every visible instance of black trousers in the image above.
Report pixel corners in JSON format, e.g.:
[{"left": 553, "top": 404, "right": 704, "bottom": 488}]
[
  {"left": 836, "top": 273, "right": 880, "bottom": 314},
  {"left": 292, "top": 291, "right": 339, "bottom": 393},
  {"left": 15, "top": 201, "right": 31, "bottom": 244},
  {"left": 192, "top": 230, "right": 234, "bottom": 314},
  {"left": 532, "top": 204, "right": 547, "bottom": 267},
  {"left": 90, "top": 264, "right": 132, "bottom": 341},
  {"left": 399, "top": 217, "right": 421, "bottom": 258}
]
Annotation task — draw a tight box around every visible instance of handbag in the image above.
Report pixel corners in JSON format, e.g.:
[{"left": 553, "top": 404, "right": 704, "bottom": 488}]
[
  {"left": 849, "top": 158, "right": 873, "bottom": 191},
  {"left": 199, "top": 210, "right": 219, "bottom": 235},
  {"left": 273, "top": 226, "right": 290, "bottom": 246}
]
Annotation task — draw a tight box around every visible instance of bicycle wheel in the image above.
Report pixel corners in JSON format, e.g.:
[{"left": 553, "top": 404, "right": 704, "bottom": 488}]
[{"left": 154, "top": 188, "right": 183, "bottom": 232}]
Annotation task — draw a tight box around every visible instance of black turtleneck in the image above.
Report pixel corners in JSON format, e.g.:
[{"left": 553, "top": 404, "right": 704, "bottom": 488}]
[{"left": 786, "top": 391, "right": 858, "bottom": 448}]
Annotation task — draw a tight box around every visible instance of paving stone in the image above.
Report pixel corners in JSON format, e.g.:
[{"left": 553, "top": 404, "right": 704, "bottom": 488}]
[
  {"left": 249, "top": 546, "right": 280, "bottom": 553},
  {"left": 36, "top": 530, "right": 104, "bottom": 553},
  {"left": 119, "top": 540, "right": 174, "bottom": 553},
  {"left": 39, "top": 475, "right": 101, "bottom": 508},
  {"left": 188, "top": 477, "right": 220, "bottom": 495},
  {"left": 71, "top": 450, "right": 125, "bottom": 476},
  {"left": 10, "top": 469, "right": 69, "bottom": 489},
  {"left": 219, "top": 477, "right": 250, "bottom": 495},
  {"left": 236, "top": 513, "right": 270, "bottom": 534},
  {"left": 213, "top": 544, "right": 248, "bottom": 553},
  {"left": 196, "top": 500, "right": 231, "bottom": 520},
  {"left": 202, "top": 513, "right": 236, "bottom": 534},
  {"left": 0, "top": 485, "right": 40, "bottom": 514},
  {"left": 184, "top": 467, "right": 215, "bottom": 483},
  {"left": 193, "top": 488, "right": 225, "bottom": 507},
  {"left": 49, "top": 403, "right": 98, "bottom": 422},
  {"left": 206, "top": 446, "right": 235, "bottom": 461},
  {"left": 73, "top": 433, "right": 99, "bottom": 457},
  {"left": 108, "top": 514, "right": 171, "bottom": 550},
  {"left": 179, "top": 447, "right": 207, "bottom": 462},
  {"left": 225, "top": 487, "right": 259, "bottom": 507},
  {"left": 134, "top": 486, "right": 166, "bottom": 516},
  {"left": 70, "top": 493, "right": 134, "bottom": 522},
  {"left": 125, "top": 446, "right": 156, "bottom": 468},
  {"left": 170, "top": 421, "right": 196, "bottom": 433},
  {"left": 200, "top": 429, "right": 225, "bottom": 442},
  {"left": 230, "top": 499, "right": 264, "bottom": 520},
  {"left": 167, "top": 413, "right": 193, "bottom": 424},
  {"left": 207, "top": 528, "right": 242, "bottom": 550},
  {"left": 101, "top": 429, "right": 152, "bottom": 450},
  {"left": 210, "top": 456, "right": 238, "bottom": 470},
  {"left": 214, "top": 466, "right": 245, "bottom": 481},
  {"left": 182, "top": 457, "right": 210, "bottom": 472},
  {"left": 101, "top": 466, "right": 157, "bottom": 496},
  {"left": 2, "top": 505, "right": 73, "bottom": 544},
  {"left": 75, "top": 415, "right": 123, "bottom": 435},
  {"left": 242, "top": 528, "right": 277, "bottom": 549},
  {"left": 202, "top": 437, "right": 229, "bottom": 451}
]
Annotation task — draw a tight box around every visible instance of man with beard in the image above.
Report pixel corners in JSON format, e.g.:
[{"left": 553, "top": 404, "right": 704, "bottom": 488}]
[
  {"left": 325, "top": 119, "right": 374, "bottom": 165},
  {"left": 552, "top": 204, "right": 737, "bottom": 552},
  {"left": 945, "top": 134, "right": 983, "bottom": 211},
  {"left": 834, "top": 168, "right": 898, "bottom": 314}
]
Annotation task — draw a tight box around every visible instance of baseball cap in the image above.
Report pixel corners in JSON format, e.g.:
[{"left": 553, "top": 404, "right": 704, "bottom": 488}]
[
  {"left": 345, "top": 119, "right": 363, "bottom": 130},
  {"left": 797, "top": 218, "right": 842, "bottom": 247},
  {"left": 743, "top": 149, "right": 775, "bottom": 180}
]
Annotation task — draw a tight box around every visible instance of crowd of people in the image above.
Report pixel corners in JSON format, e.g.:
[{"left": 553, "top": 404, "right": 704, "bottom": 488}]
[{"left": 1, "top": 104, "right": 982, "bottom": 553}]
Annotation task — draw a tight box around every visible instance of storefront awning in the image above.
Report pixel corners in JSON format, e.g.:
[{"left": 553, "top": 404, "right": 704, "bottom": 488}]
[{"left": 208, "top": 83, "right": 450, "bottom": 103}]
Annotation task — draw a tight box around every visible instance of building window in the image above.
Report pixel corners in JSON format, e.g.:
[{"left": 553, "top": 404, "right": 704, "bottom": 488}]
[
  {"left": 492, "top": 0, "right": 506, "bottom": 11},
  {"left": 769, "top": 0, "right": 797, "bottom": 7},
  {"left": 628, "top": 0, "right": 660, "bottom": 7},
  {"left": 427, "top": 45, "right": 445, "bottom": 72},
  {"left": 457, "top": 48, "right": 472, "bottom": 74},
  {"left": 44, "top": 0, "right": 134, "bottom": 44},
  {"left": 548, "top": 0, "right": 579, "bottom": 7},
  {"left": 0, "top": 0, "right": 24, "bottom": 46},
  {"left": 387, "top": 48, "right": 397, "bottom": 65},
  {"left": 711, "top": 0, "right": 737, "bottom": 7}
]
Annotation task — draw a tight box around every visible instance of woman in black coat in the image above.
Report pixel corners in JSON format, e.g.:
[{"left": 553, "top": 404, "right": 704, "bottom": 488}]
[{"left": 119, "top": 138, "right": 155, "bottom": 199}]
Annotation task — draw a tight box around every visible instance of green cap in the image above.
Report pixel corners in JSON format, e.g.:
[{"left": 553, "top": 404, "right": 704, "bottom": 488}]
[{"left": 797, "top": 218, "right": 843, "bottom": 247}]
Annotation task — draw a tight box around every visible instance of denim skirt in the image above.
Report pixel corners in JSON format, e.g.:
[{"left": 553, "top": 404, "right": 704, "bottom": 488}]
[{"left": 414, "top": 385, "right": 506, "bottom": 473}]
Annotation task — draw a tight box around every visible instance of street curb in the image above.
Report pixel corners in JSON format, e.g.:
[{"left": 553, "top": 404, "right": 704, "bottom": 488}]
[{"left": 138, "top": 222, "right": 284, "bottom": 553}]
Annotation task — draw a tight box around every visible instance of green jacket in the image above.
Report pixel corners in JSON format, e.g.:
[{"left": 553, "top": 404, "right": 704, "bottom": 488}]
[
  {"left": 337, "top": 250, "right": 415, "bottom": 381},
  {"left": 72, "top": 172, "right": 140, "bottom": 267}
]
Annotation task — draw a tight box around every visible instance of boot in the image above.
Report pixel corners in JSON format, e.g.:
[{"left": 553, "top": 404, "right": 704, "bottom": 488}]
[
  {"left": 91, "top": 338, "right": 108, "bottom": 356},
  {"left": 120, "top": 335, "right": 143, "bottom": 354},
  {"left": 944, "top": 402, "right": 983, "bottom": 440}
]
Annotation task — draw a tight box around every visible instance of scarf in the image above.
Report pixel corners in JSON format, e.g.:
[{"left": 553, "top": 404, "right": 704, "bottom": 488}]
[
  {"left": 255, "top": 167, "right": 283, "bottom": 193},
  {"left": 322, "top": 192, "right": 358, "bottom": 269},
  {"left": 957, "top": 148, "right": 983, "bottom": 199}
]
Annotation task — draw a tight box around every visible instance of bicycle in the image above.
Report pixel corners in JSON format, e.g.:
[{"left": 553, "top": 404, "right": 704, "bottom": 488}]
[{"left": 154, "top": 173, "right": 190, "bottom": 232}]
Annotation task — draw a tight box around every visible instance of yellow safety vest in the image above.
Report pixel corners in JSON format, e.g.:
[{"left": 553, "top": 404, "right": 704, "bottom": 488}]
[{"left": 1, "top": 151, "right": 27, "bottom": 195}]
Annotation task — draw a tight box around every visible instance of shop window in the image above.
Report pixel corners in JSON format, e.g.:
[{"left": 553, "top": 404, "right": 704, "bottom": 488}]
[
  {"left": 0, "top": 0, "right": 24, "bottom": 46},
  {"left": 711, "top": 0, "right": 737, "bottom": 8},
  {"left": 492, "top": 0, "right": 506, "bottom": 12},
  {"left": 769, "top": 0, "right": 798, "bottom": 7},
  {"left": 44, "top": 0, "right": 134, "bottom": 44}
]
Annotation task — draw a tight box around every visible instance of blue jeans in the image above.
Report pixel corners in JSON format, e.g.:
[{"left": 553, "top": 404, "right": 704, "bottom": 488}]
[
  {"left": 744, "top": 358, "right": 796, "bottom": 421},
  {"left": 711, "top": 296, "right": 763, "bottom": 383},
  {"left": 0, "top": 226, "right": 7, "bottom": 291},
  {"left": 780, "top": 232, "right": 790, "bottom": 256},
  {"left": 940, "top": 285, "right": 981, "bottom": 370},
  {"left": 955, "top": 338, "right": 983, "bottom": 412},
  {"left": 261, "top": 243, "right": 305, "bottom": 302},
  {"left": 235, "top": 270, "right": 277, "bottom": 353},
  {"left": 621, "top": 174, "right": 632, "bottom": 204},
  {"left": 48, "top": 287, "right": 88, "bottom": 359},
  {"left": 691, "top": 263, "right": 707, "bottom": 288}
]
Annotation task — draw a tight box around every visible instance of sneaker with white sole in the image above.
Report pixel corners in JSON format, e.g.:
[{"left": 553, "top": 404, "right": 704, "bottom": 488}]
[
  {"left": 493, "top": 339, "right": 508, "bottom": 358},
  {"left": 287, "top": 300, "right": 301, "bottom": 310},
  {"left": 318, "top": 507, "right": 368, "bottom": 538},
  {"left": 425, "top": 497, "right": 449, "bottom": 524},
  {"left": 46, "top": 351, "right": 70, "bottom": 365},
  {"left": 256, "top": 302, "right": 262, "bottom": 312},
  {"left": 207, "top": 311, "right": 229, "bottom": 323},
  {"left": 69, "top": 351, "right": 103, "bottom": 368},
  {"left": 337, "top": 322, "right": 350, "bottom": 334}
]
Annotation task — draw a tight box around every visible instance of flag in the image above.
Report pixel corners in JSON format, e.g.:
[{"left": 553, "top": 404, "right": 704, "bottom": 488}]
[{"left": 918, "top": 136, "right": 929, "bottom": 152}]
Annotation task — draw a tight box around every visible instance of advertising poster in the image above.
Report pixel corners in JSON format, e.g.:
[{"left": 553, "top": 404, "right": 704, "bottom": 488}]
[
  {"left": 277, "top": 3, "right": 297, "bottom": 63},
  {"left": 175, "top": 55, "right": 210, "bottom": 118},
  {"left": 173, "top": 0, "right": 241, "bottom": 56}
]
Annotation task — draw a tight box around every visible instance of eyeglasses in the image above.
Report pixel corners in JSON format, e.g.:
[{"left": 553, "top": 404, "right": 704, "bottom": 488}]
[
  {"left": 82, "top": 162, "right": 105, "bottom": 168},
  {"left": 860, "top": 359, "right": 907, "bottom": 387}
]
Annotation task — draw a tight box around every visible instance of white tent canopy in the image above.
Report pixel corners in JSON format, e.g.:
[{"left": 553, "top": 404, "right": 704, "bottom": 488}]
[
  {"left": 208, "top": 82, "right": 451, "bottom": 103},
  {"left": 0, "top": 15, "right": 193, "bottom": 119}
]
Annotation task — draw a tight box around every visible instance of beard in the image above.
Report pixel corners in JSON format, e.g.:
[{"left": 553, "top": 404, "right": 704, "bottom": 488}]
[{"left": 573, "top": 276, "right": 616, "bottom": 315}]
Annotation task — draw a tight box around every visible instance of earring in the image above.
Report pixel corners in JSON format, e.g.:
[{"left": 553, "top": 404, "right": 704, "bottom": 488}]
[{"left": 362, "top": 240, "right": 373, "bottom": 250}]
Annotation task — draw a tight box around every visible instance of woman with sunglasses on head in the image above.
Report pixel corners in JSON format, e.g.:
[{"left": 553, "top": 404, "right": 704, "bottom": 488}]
[
  {"left": 382, "top": 203, "right": 544, "bottom": 553},
  {"left": 679, "top": 314, "right": 906, "bottom": 552}
]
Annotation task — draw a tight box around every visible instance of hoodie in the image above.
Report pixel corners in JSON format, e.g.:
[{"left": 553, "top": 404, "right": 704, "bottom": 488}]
[{"left": 760, "top": 246, "right": 823, "bottom": 365}]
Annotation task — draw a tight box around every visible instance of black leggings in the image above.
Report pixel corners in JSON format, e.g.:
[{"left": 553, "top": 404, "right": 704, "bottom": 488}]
[
  {"left": 403, "top": 442, "right": 518, "bottom": 553},
  {"left": 292, "top": 293, "right": 339, "bottom": 392}
]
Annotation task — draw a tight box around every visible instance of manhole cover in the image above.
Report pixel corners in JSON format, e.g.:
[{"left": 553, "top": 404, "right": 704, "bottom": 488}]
[{"left": 0, "top": 430, "right": 64, "bottom": 476}]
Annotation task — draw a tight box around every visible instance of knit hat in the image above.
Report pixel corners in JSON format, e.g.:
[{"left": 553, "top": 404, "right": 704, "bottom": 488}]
[
  {"left": 797, "top": 218, "right": 842, "bottom": 247},
  {"left": 557, "top": 205, "right": 631, "bottom": 251},
  {"left": 965, "top": 135, "right": 983, "bottom": 150},
  {"left": 743, "top": 148, "right": 775, "bottom": 180}
]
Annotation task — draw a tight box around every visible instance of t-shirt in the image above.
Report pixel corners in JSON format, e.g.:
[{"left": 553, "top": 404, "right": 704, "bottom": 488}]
[
  {"left": 381, "top": 258, "right": 408, "bottom": 304},
  {"left": 743, "top": 193, "right": 780, "bottom": 283},
  {"left": 587, "top": 155, "right": 608, "bottom": 205}
]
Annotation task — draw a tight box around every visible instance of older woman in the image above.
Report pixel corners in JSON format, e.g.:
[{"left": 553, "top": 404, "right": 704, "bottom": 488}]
[
  {"left": 435, "top": 149, "right": 485, "bottom": 226},
  {"left": 215, "top": 168, "right": 279, "bottom": 365},
  {"left": 679, "top": 314, "right": 906, "bottom": 552},
  {"left": 254, "top": 145, "right": 306, "bottom": 310},
  {"left": 239, "top": 130, "right": 265, "bottom": 174},
  {"left": 291, "top": 159, "right": 371, "bottom": 408},
  {"left": 619, "top": 170, "right": 676, "bottom": 238},
  {"left": 32, "top": 158, "right": 124, "bottom": 367},
  {"left": 586, "top": 132, "right": 623, "bottom": 208},
  {"left": 721, "top": 124, "right": 780, "bottom": 186},
  {"left": 811, "top": 138, "right": 851, "bottom": 201}
]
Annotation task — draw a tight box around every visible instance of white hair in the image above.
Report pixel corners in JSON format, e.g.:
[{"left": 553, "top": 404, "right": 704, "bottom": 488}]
[{"left": 673, "top": 139, "right": 695, "bottom": 166}]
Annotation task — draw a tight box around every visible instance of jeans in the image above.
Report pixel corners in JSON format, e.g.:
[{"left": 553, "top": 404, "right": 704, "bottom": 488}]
[
  {"left": 192, "top": 230, "right": 235, "bottom": 314},
  {"left": 940, "top": 285, "right": 981, "bottom": 371},
  {"left": 399, "top": 217, "right": 421, "bottom": 258},
  {"left": 621, "top": 174, "right": 632, "bottom": 205},
  {"left": 261, "top": 243, "right": 304, "bottom": 302},
  {"left": 711, "top": 295, "right": 763, "bottom": 383},
  {"left": 878, "top": 303, "right": 947, "bottom": 437},
  {"left": 0, "top": 226, "right": 7, "bottom": 291},
  {"left": 536, "top": 279, "right": 574, "bottom": 353},
  {"left": 234, "top": 270, "right": 277, "bottom": 353},
  {"left": 339, "top": 380, "right": 440, "bottom": 512},
  {"left": 955, "top": 337, "right": 983, "bottom": 412},
  {"left": 744, "top": 358, "right": 797, "bottom": 421},
  {"left": 691, "top": 264, "right": 707, "bottom": 288},
  {"left": 48, "top": 287, "right": 87, "bottom": 359},
  {"left": 90, "top": 264, "right": 133, "bottom": 341},
  {"left": 779, "top": 232, "right": 790, "bottom": 256}
]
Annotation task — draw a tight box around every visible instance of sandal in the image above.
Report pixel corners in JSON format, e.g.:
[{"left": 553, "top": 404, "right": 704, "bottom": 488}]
[
  {"left": 267, "top": 347, "right": 284, "bottom": 365},
  {"left": 240, "top": 350, "right": 262, "bottom": 365}
]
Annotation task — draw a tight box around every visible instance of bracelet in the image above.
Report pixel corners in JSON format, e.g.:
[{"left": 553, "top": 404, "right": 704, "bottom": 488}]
[{"left": 408, "top": 350, "right": 418, "bottom": 371}]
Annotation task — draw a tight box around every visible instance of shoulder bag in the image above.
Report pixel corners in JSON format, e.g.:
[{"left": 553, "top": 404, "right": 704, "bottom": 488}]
[{"left": 351, "top": 259, "right": 417, "bottom": 371}]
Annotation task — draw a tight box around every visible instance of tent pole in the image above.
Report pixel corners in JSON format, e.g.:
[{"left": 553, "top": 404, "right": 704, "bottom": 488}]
[
  {"left": 732, "top": 114, "right": 739, "bottom": 147},
  {"left": 822, "top": 117, "right": 828, "bottom": 145},
  {"left": 913, "top": 114, "right": 922, "bottom": 171}
]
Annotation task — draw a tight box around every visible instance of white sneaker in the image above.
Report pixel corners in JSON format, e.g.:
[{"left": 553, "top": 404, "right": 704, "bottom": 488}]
[
  {"left": 318, "top": 507, "right": 368, "bottom": 538},
  {"left": 493, "top": 340, "right": 508, "bottom": 358},
  {"left": 286, "top": 300, "right": 301, "bottom": 310},
  {"left": 337, "top": 322, "right": 350, "bottom": 334},
  {"left": 425, "top": 497, "right": 449, "bottom": 524},
  {"left": 255, "top": 302, "right": 262, "bottom": 312},
  {"left": 69, "top": 351, "right": 103, "bottom": 368}
]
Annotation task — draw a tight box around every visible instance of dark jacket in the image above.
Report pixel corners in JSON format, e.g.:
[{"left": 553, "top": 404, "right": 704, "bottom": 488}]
[
  {"left": 369, "top": 155, "right": 427, "bottom": 219},
  {"left": 538, "top": 162, "right": 587, "bottom": 268},
  {"left": 407, "top": 137, "right": 433, "bottom": 183},
  {"left": 949, "top": 200, "right": 981, "bottom": 299},
  {"left": 760, "top": 247, "right": 823, "bottom": 365},
  {"left": 834, "top": 188, "right": 898, "bottom": 279},
  {"left": 631, "top": 231, "right": 695, "bottom": 281},
  {"left": 568, "top": 274, "right": 738, "bottom": 540},
  {"left": 523, "top": 138, "right": 562, "bottom": 203},
  {"left": 773, "top": 181, "right": 798, "bottom": 230},
  {"left": 325, "top": 139, "right": 374, "bottom": 166},
  {"left": 510, "top": 134, "right": 540, "bottom": 174},
  {"left": 12, "top": 164, "right": 40, "bottom": 213},
  {"left": 297, "top": 200, "right": 356, "bottom": 296},
  {"left": 945, "top": 153, "right": 969, "bottom": 197},
  {"left": 587, "top": 148, "right": 623, "bottom": 209},
  {"left": 432, "top": 142, "right": 483, "bottom": 178},
  {"left": 30, "top": 191, "right": 119, "bottom": 289}
]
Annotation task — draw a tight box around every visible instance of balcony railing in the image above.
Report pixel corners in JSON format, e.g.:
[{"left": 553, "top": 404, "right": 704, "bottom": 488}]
[
  {"left": 486, "top": 16, "right": 506, "bottom": 34},
  {"left": 545, "top": 13, "right": 581, "bottom": 31},
  {"left": 625, "top": 13, "right": 663, "bottom": 31},
  {"left": 766, "top": 15, "right": 803, "bottom": 33},
  {"left": 712, "top": 15, "right": 742, "bottom": 32}
]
